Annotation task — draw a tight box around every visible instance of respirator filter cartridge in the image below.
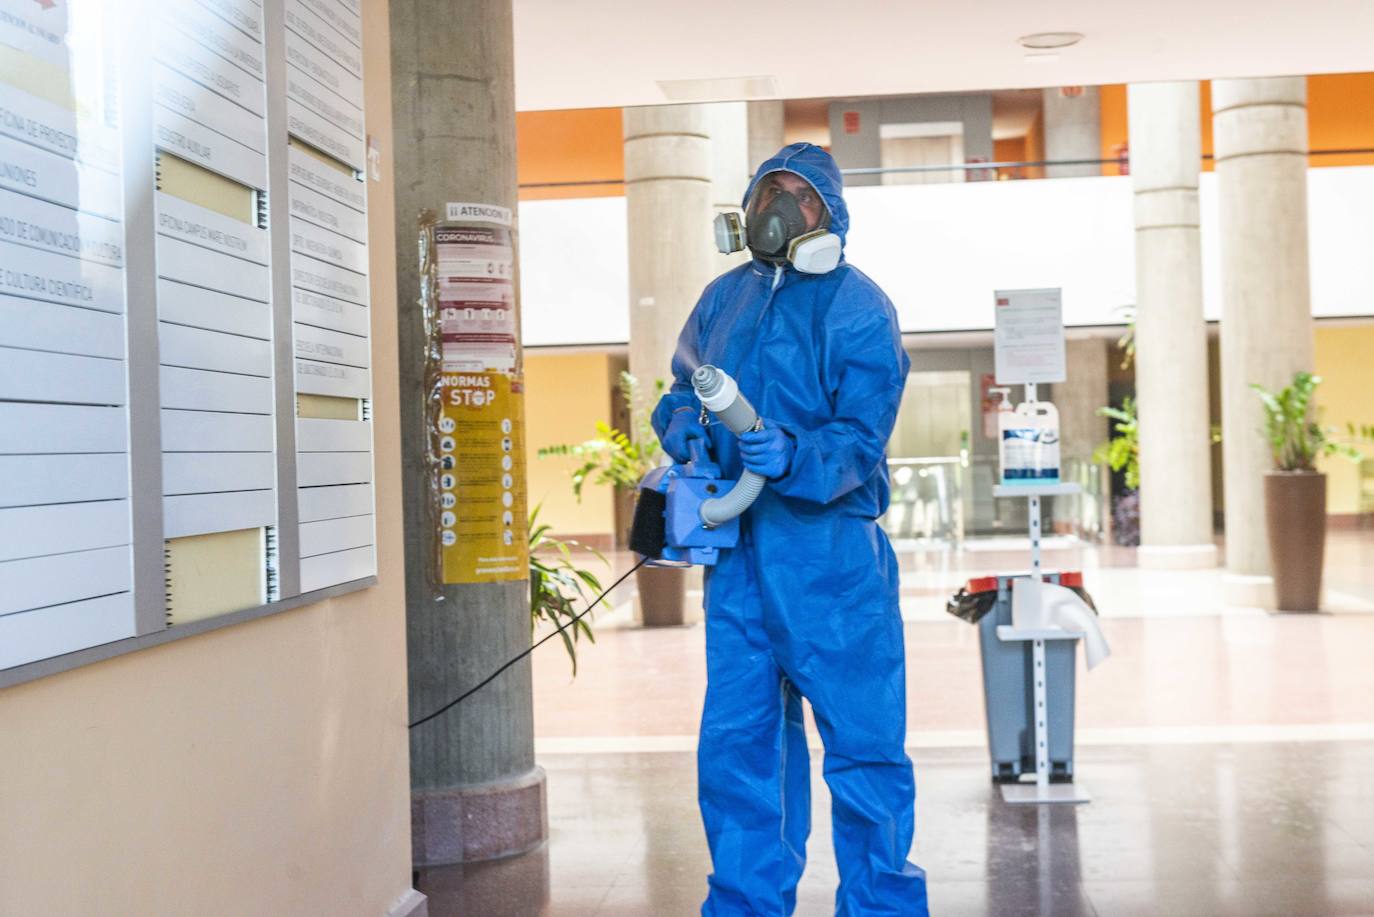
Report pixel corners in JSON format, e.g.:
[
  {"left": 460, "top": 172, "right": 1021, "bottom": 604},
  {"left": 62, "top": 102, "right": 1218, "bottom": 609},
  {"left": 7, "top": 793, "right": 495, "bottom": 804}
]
[{"left": 713, "top": 211, "right": 747, "bottom": 254}]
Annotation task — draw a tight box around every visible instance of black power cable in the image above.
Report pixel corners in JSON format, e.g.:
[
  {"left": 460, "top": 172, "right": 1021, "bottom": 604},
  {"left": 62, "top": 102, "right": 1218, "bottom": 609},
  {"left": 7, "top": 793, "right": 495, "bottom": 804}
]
[{"left": 408, "top": 556, "right": 650, "bottom": 730}]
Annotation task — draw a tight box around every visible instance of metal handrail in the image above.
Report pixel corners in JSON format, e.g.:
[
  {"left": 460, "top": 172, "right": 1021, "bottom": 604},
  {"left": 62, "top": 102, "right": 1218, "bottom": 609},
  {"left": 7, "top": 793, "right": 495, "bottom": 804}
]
[{"left": 516, "top": 148, "right": 1374, "bottom": 188}]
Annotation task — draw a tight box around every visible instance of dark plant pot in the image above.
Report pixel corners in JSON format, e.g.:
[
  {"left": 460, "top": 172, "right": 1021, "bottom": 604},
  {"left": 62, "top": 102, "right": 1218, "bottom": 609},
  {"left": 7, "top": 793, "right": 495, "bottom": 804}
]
[
  {"left": 636, "top": 564, "right": 686, "bottom": 627},
  {"left": 1264, "top": 471, "right": 1327, "bottom": 612},
  {"left": 1111, "top": 491, "right": 1140, "bottom": 547}
]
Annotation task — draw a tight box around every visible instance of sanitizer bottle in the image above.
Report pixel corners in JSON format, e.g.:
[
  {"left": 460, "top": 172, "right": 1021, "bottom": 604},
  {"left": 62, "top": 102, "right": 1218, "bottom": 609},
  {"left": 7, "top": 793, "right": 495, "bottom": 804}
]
[{"left": 999, "top": 398, "right": 1061, "bottom": 485}]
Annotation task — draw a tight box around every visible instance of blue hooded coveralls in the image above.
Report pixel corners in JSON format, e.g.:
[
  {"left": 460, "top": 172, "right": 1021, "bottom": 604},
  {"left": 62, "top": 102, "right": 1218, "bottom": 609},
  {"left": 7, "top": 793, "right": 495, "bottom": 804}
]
[{"left": 651, "top": 143, "right": 929, "bottom": 917}]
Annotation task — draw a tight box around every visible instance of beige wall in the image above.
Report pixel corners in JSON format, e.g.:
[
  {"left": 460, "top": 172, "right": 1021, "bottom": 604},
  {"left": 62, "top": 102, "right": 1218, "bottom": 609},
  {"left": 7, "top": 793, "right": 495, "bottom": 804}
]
[
  {"left": 524, "top": 351, "right": 618, "bottom": 539},
  {"left": 0, "top": 3, "right": 416, "bottom": 914},
  {"left": 1314, "top": 323, "right": 1374, "bottom": 513}
]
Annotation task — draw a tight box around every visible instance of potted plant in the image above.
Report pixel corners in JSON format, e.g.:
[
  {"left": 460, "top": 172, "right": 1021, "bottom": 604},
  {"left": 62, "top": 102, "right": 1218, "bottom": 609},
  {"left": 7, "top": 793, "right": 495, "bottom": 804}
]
[
  {"left": 538, "top": 372, "right": 688, "bottom": 627},
  {"left": 1250, "top": 371, "right": 1363, "bottom": 611},
  {"left": 529, "top": 503, "right": 606, "bottom": 674},
  {"left": 1093, "top": 398, "right": 1140, "bottom": 546}
]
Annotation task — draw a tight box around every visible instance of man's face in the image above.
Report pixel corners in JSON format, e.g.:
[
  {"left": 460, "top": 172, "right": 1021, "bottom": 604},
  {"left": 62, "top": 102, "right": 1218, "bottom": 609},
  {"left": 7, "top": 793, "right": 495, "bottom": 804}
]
[{"left": 750, "top": 171, "right": 826, "bottom": 232}]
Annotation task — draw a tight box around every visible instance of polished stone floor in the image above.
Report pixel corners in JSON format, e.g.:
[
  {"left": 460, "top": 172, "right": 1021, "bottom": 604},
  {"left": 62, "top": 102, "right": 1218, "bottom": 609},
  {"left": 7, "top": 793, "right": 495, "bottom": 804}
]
[
  {"left": 419, "top": 530, "right": 1374, "bottom": 916},
  {"left": 419, "top": 742, "right": 1374, "bottom": 916}
]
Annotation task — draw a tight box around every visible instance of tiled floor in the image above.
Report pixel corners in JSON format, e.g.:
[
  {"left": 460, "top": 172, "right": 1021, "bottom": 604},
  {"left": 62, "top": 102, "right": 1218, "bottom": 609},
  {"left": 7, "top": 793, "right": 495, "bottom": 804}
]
[
  {"left": 419, "top": 531, "right": 1374, "bottom": 916},
  {"left": 419, "top": 743, "right": 1374, "bottom": 916}
]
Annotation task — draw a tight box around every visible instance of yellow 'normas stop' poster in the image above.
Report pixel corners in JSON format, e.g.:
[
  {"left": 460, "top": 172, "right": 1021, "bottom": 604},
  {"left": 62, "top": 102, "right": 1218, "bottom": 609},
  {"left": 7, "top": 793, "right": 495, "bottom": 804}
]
[{"left": 438, "top": 371, "right": 529, "bottom": 584}]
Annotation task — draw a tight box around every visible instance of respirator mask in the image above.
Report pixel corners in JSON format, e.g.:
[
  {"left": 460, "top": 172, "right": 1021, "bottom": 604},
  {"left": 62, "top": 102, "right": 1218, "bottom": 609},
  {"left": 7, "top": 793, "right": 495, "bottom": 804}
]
[{"left": 713, "top": 177, "right": 842, "bottom": 274}]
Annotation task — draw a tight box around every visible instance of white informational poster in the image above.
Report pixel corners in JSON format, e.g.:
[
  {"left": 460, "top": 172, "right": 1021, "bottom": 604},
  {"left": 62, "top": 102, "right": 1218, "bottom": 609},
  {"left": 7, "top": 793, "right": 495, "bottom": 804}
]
[
  {"left": 993, "top": 288, "right": 1066, "bottom": 386},
  {"left": 436, "top": 210, "right": 516, "bottom": 373}
]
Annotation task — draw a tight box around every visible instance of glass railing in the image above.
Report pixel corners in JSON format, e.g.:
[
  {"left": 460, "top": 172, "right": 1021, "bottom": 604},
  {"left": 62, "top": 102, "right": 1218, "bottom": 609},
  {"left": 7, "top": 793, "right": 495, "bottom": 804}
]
[
  {"left": 881, "top": 453, "right": 1109, "bottom": 544},
  {"left": 883, "top": 457, "right": 966, "bottom": 543}
]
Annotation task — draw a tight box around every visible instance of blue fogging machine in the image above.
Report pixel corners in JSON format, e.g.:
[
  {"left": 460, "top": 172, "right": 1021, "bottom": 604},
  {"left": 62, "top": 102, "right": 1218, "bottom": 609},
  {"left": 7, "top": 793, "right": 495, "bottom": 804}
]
[{"left": 629, "top": 365, "right": 767, "bottom": 567}]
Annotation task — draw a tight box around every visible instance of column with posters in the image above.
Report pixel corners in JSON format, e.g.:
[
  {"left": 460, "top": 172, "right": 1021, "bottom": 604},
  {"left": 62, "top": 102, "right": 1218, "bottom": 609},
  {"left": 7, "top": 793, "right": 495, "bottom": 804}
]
[{"left": 430, "top": 203, "right": 528, "bottom": 584}]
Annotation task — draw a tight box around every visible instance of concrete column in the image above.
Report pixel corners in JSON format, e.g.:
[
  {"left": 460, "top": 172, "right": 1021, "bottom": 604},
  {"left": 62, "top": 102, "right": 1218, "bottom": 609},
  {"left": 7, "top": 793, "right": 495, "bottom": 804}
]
[
  {"left": 1213, "top": 77, "right": 1314, "bottom": 605},
  {"left": 1049, "top": 337, "right": 1109, "bottom": 534},
  {"left": 706, "top": 102, "right": 750, "bottom": 270},
  {"left": 1042, "top": 86, "right": 1101, "bottom": 177},
  {"left": 747, "top": 100, "right": 786, "bottom": 175},
  {"left": 707, "top": 102, "right": 750, "bottom": 215},
  {"left": 390, "top": 0, "right": 545, "bottom": 866},
  {"left": 624, "top": 105, "right": 715, "bottom": 398},
  {"left": 1129, "top": 81, "right": 1218, "bottom": 569}
]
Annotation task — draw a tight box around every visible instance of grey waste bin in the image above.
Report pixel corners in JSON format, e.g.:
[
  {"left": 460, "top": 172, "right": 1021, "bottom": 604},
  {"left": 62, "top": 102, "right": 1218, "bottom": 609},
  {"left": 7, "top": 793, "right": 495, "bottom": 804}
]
[{"left": 947, "top": 572, "right": 1092, "bottom": 783}]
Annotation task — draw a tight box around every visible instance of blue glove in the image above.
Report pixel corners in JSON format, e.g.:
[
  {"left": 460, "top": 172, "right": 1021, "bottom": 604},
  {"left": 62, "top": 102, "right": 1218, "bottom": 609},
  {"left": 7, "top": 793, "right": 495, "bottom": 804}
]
[
  {"left": 662, "top": 407, "right": 707, "bottom": 463},
  {"left": 738, "top": 423, "right": 794, "bottom": 479}
]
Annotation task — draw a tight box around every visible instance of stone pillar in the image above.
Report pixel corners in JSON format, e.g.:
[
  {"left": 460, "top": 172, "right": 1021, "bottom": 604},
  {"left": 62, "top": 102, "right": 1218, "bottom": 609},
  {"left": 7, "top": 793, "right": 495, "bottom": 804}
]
[
  {"left": 624, "top": 105, "right": 715, "bottom": 398},
  {"left": 705, "top": 102, "right": 750, "bottom": 269},
  {"left": 1213, "top": 78, "right": 1314, "bottom": 605},
  {"left": 390, "top": 0, "right": 546, "bottom": 865},
  {"left": 707, "top": 102, "right": 750, "bottom": 215},
  {"left": 747, "top": 100, "right": 786, "bottom": 175},
  {"left": 1129, "top": 81, "right": 1218, "bottom": 569},
  {"left": 1042, "top": 86, "right": 1101, "bottom": 177},
  {"left": 1050, "top": 337, "right": 1109, "bottom": 534}
]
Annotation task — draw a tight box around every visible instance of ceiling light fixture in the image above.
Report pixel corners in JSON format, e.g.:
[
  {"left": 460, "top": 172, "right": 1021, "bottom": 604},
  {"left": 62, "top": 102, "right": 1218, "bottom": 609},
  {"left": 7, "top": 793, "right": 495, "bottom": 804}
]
[{"left": 1017, "top": 32, "right": 1084, "bottom": 50}]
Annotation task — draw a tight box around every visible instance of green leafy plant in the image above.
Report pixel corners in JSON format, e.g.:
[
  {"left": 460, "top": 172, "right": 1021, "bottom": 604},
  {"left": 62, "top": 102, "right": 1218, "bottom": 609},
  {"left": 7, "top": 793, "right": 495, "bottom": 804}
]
[
  {"left": 528, "top": 503, "right": 606, "bottom": 675},
  {"left": 1113, "top": 306, "right": 1136, "bottom": 370},
  {"left": 1250, "top": 371, "right": 1362, "bottom": 471},
  {"left": 537, "top": 371, "right": 666, "bottom": 500},
  {"left": 1093, "top": 398, "right": 1140, "bottom": 490}
]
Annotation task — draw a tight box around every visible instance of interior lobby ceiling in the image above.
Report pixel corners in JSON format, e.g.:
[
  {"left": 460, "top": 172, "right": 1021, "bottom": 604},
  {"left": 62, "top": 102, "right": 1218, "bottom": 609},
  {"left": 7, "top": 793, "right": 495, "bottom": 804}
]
[{"left": 512, "top": 0, "right": 1374, "bottom": 111}]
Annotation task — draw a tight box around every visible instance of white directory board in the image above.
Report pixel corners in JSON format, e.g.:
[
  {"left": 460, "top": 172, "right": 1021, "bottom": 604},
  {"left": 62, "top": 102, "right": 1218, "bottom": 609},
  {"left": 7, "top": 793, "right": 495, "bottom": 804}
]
[
  {"left": 993, "top": 288, "right": 1067, "bottom": 386},
  {"left": 285, "top": 0, "right": 376, "bottom": 591},
  {"left": 0, "top": 0, "right": 136, "bottom": 670},
  {"left": 0, "top": 0, "right": 376, "bottom": 679}
]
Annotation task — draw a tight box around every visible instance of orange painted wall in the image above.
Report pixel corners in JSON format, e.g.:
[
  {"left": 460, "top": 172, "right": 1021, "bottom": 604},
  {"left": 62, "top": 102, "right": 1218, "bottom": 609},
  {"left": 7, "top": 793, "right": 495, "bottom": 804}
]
[
  {"left": 1099, "top": 84, "right": 1129, "bottom": 176},
  {"left": 1099, "top": 73, "right": 1374, "bottom": 176},
  {"left": 514, "top": 74, "right": 1374, "bottom": 201},
  {"left": 993, "top": 137, "right": 1027, "bottom": 179},
  {"left": 516, "top": 107, "right": 624, "bottom": 200},
  {"left": 1024, "top": 110, "right": 1045, "bottom": 179}
]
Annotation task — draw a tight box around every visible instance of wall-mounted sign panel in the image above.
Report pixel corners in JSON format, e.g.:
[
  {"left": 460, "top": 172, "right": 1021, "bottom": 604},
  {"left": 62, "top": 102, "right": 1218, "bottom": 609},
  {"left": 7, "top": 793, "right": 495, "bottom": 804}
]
[
  {"left": 287, "top": 72, "right": 363, "bottom": 139},
  {"left": 290, "top": 217, "right": 368, "bottom": 274},
  {"left": 294, "top": 0, "right": 361, "bottom": 48},
  {"left": 155, "top": 63, "right": 267, "bottom": 154},
  {"left": 155, "top": 27, "right": 267, "bottom": 118},
  {"left": 156, "top": 193, "right": 269, "bottom": 264},
  {"left": 285, "top": 1, "right": 361, "bottom": 76},
  {"left": 0, "top": 295, "right": 125, "bottom": 359},
  {"left": 155, "top": 106, "right": 267, "bottom": 190},
  {"left": 0, "top": 0, "right": 376, "bottom": 681},
  {"left": 292, "top": 253, "right": 368, "bottom": 305},
  {"left": 295, "top": 322, "right": 371, "bottom": 368},
  {"left": 158, "top": 279, "right": 272, "bottom": 340},
  {"left": 292, "top": 286, "right": 369, "bottom": 337},
  {"left": 286, "top": 99, "right": 364, "bottom": 170},
  {"left": 0, "top": 239, "right": 125, "bottom": 312},
  {"left": 0, "top": 81, "right": 121, "bottom": 171},
  {"left": 0, "top": 189, "right": 125, "bottom": 266},
  {"left": 0, "top": 140, "right": 124, "bottom": 220},
  {"left": 295, "top": 359, "right": 370, "bottom": 399},
  {"left": 162, "top": 2, "right": 265, "bottom": 82},
  {"left": 288, "top": 182, "right": 367, "bottom": 242},
  {"left": 200, "top": 0, "right": 265, "bottom": 44},
  {"left": 288, "top": 145, "right": 364, "bottom": 210},
  {"left": 156, "top": 235, "right": 271, "bottom": 303},
  {"left": 285, "top": 28, "right": 363, "bottom": 110}
]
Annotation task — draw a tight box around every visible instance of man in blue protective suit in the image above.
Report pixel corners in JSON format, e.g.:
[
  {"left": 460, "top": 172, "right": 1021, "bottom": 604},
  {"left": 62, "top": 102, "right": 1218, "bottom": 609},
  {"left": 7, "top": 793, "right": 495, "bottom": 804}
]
[{"left": 650, "top": 142, "right": 929, "bottom": 917}]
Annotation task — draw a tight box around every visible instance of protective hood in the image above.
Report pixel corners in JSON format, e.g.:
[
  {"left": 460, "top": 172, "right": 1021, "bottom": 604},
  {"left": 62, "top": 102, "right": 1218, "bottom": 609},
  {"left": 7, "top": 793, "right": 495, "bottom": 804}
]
[{"left": 742, "top": 142, "right": 849, "bottom": 249}]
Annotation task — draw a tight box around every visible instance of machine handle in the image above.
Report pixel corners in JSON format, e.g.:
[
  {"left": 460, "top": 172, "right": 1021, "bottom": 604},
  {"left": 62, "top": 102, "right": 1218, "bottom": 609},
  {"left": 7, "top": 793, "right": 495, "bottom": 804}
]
[{"left": 687, "top": 436, "right": 710, "bottom": 468}]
